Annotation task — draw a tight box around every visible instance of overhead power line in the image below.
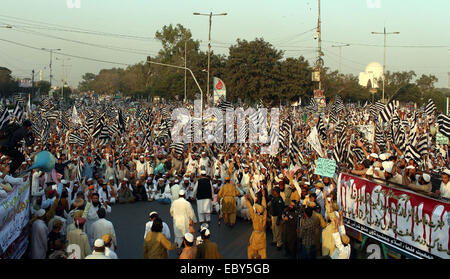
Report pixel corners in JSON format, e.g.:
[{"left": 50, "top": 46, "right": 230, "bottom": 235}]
[
  {"left": 0, "top": 38, "right": 132, "bottom": 66},
  {"left": 323, "top": 40, "right": 450, "bottom": 48},
  {"left": 0, "top": 14, "right": 159, "bottom": 41}
]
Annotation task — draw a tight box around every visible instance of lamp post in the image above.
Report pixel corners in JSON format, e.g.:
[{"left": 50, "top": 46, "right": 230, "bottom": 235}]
[
  {"left": 331, "top": 44, "right": 350, "bottom": 73},
  {"left": 41, "top": 48, "right": 61, "bottom": 88},
  {"left": 193, "top": 12, "right": 227, "bottom": 106},
  {"left": 146, "top": 56, "right": 204, "bottom": 114},
  {"left": 371, "top": 27, "right": 399, "bottom": 103}
]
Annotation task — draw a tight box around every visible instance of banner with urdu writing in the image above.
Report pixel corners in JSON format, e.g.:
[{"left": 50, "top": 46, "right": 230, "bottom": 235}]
[
  {"left": 0, "top": 181, "right": 30, "bottom": 253},
  {"left": 338, "top": 173, "right": 450, "bottom": 259}
]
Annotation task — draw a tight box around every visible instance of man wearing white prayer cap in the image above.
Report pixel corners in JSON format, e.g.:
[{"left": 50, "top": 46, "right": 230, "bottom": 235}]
[
  {"left": 170, "top": 178, "right": 181, "bottom": 202},
  {"left": 193, "top": 168, "right": 214, "bottom": 225},
  {"left": 170, "top": 188, "right": 197, "bottom": 247},
  {"left": 135, "top": 155, "right": 148, "bottom": 178},
  {"left": 197, "top": 227, "right": 221, "bottom": 259},
  {"left": 31, "top": 209, "right": 48, "bottom": 259},
  {"left": 179, "top": 232, "right": 197, "bottom": 259},
  {"left": 437, "top": 169, "right": 450, "bottom": 198},
  {"left": 199, "top": 151, "right": 210, "bottom": 175},
  {"left": 144, "top": 211, "right": 171, "bottom": 240},
  {"left": 405, "top": 171, "right": 432, "bottom": 193},
  {"left": 382, "top": 161, "right": 402, "bottom": 185},
  {"left": 85, "top": 239, "right": 110, "bottom": 259}
]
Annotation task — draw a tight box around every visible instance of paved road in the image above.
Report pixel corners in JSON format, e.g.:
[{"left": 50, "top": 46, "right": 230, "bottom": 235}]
[{"left": 108, "top": 200, "right": 288, "bottom": 259}]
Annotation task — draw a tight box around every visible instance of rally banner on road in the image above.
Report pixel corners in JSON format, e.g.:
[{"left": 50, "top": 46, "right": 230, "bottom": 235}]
[
  {"left": 338, "top": 173, "right": 450, "bottom": 259},
  {"left": 213, "top": 77, "right": 226, "bottom": 104},
  {"left": 314, "top": 158, "right": 337, "bottom": 178},
  {"left": 0, "top": 181, "right": 30, "bottom": 255}
]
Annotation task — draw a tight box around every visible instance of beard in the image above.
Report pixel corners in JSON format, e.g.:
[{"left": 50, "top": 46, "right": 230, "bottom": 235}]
[{"left": 92, "top": 201, "right": 100, "bottom": 207}]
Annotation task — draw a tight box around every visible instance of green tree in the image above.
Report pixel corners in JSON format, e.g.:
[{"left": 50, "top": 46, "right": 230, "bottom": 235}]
[
  {"left": 36, "top": 80, "right": 51, "bottom": 95},
  {"left": 0, "top": 66, "right": 18, "bottom": 96},
  {"left": 277, "top": 56, "right": 314, "bottom": 103},
  {"left": 224, "top": 38, "right": 283, "bottom": 103},
  {"left": 379, "top": 70, "right": 417, "bottom": 101},
  {"left": 78, "top": 72, "right": 96, "bottom": 92}
]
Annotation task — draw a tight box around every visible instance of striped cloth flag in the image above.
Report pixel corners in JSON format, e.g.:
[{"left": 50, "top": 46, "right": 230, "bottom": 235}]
[
  {"left": 425, "top": 99, "right": 437, "bottom": 115},
  {"left": 0, "top": 108, "right": 10, "bottom": 130},
  {"left": 169, "top": 142, "right": 185, "bottom": 155},
  {"left": 334, "top": 95, "right": 345, "bottom": 114},
  {"left": 404, "top": 144, "right": 422, "bottom": 164},
  {"left": 13, "top": 101, "right": 24, "bottom": 122},
  {"left": 306, "top": 97, "right": 318, "bottom": 113},
  {"left": 218, "top": 100, "right": 233, "bottom": 111},
  {"left": 379, "top": 99, "right": 396, "bottom": 123},
  {"left": 69, "top": 133, "right": 85, "bottom": 147},
  {"left": 316, "top": 116, "right": 327, "bottom": 141},
  {"left": 437, "top": 114, "right": 450, "bottom": 139},
  {"left": 416, "top": 133, "right": 428, "bottom": 157}
]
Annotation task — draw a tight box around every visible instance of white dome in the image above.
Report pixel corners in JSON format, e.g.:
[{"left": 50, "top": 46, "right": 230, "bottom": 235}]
[{"left": 365, "top": 62, "right": 383, "bottom": 74}]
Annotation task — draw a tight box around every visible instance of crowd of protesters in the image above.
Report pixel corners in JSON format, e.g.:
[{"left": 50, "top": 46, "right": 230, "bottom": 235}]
[{"left": 0, "top": 94, "right": 449, "bottom": 259}]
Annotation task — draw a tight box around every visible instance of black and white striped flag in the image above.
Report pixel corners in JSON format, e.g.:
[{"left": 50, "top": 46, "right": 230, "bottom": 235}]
[
  {"left": 169, "top": 142, "right": 185, "bottom": 156},
  {"left": 379, "top": 100, "right": 396, "bottom": 123},
  {"left": 404, "top": 144, "right": 422, "bottom": 164},
  {"left": 306, "top": 97, "right": 318, "bottom": 113},
  {"left": 0, "top": 108, "right": 10, "bottom": 130},
  {"left": 316, "top": 116, "right": 327, "bottom": 141},
  {"left": 69, "top": 133, "right": 85, "bottom": 147},
  {"left": 437, "top": 114, "right": 450, "bottom": 139},
  {"left": 334, "top": 95, "right": 345, "bottom": 114},
  {"left": 416, "top": 133, "right": 428, "bottom": 157},
  {"left": 13, "top": 101, "right": 24, "bottom": 122},
  {"left": 425, "top": 99, "right": 437, "bottom": 115},
  {"left": 218, "top": 100, "right": 233, "bottom": 111}
]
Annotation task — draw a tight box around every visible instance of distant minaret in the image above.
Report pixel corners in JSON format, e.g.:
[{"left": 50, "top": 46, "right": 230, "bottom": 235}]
[{"left": 39, "top": 70, "right": 43, "bottom": 81}]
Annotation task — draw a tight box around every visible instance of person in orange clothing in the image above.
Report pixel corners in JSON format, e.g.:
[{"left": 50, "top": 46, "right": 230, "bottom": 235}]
[
  {"left": 217, "top": 176, "right": 241, "bottom": 227},
  {"left": 245, "top": 190, "right": 267, "bottom": 259}
]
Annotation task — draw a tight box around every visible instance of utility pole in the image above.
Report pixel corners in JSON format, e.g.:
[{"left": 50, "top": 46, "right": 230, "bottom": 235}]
[
  {"left": 184, "top": 40, "right": 187, "bottom": 102},
  {"left": 41, "top": 48, "right": 61, "bottom": 88},
  {"left": 193, "top": 12, "right": 227, "bottom": 106},
  {"left": 371, "top": 27, "right": 399, "bottom": 103},
  {"left": 317, "top": 0, "right": 323, "bottom": 90},
  {"left": 331, "top": 44, "right": 350, "bottom": 73},
  {"left": 31, "top": 69, "right": 35, "bottom": 97}
]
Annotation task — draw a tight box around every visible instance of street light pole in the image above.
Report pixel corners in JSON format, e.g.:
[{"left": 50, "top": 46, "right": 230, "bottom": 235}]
[
  {"left": 193, "top": 12, "right": 227, "bottom": 106},
  {"left": 184, "top": 40, "right": 187, "bottom": 102},
  {"left": 331, "top": 44, "right": 350, "bottom": 73},
  {"left": 371, "top": 27, "right": 399, "bottom": 103},
  {"left": 41, "top": 48, "right": 61, "bottom": 88},
  {"left": 146, "top": 56, "right": 204, "bottom": 114}
]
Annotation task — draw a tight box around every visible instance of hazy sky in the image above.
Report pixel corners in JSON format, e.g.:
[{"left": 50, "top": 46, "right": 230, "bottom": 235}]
[{"left": 0, "top": 0, "right": 449, "bottom": 89}]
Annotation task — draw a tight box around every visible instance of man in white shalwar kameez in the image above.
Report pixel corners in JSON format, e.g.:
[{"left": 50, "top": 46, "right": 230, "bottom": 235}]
[
  {"left": 170, "top": 189, "right": 197, "bottom": 247},
  {"left": 31, "top": 209, "right": 48, "bottom": 259}
]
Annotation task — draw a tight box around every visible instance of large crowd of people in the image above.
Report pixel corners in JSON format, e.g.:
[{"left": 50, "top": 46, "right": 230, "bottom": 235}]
[{"left": 0, "top": 94, "right": 449, "bottom": 259}]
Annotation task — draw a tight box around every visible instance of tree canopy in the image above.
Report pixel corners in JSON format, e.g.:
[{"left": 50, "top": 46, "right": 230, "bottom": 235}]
[{"left": 76, "top": 23, "right": 447, "bottom": 108}]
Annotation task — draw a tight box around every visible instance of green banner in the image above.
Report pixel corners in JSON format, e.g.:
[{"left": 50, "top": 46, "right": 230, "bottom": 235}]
[
  {"left": 436, "top": 132, "right": 448, "bottom": 145},
  {"left": 314, "top": 158, "right": 337, "bottom": 178}
]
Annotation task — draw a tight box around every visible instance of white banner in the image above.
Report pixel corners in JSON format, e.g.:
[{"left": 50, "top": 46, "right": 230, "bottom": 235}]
[
  {"left": 307, "top": 126, "right": 324, "bottom": 157},
  {"left": 0, "top": 181, "right": 30, "bottom": 252}
]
